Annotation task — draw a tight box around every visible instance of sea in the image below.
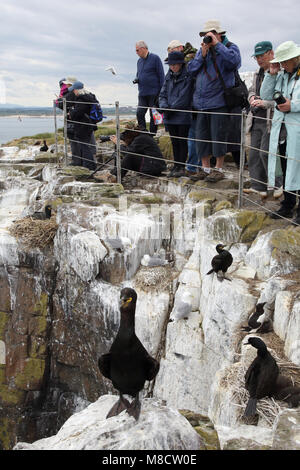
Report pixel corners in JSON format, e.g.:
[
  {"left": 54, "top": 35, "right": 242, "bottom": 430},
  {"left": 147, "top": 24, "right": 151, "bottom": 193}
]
[
  {"left": 0, "top": 114, "right": 136, "bottom": 145},
  {"left": 0, "top": 116, "right": 64, "bottom": 145}
]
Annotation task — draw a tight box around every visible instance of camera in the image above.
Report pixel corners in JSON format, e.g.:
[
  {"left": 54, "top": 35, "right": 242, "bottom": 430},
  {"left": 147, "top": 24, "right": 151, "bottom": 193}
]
[
  {"left": 99, "top": 135, "right": 111, "bottom": 143},
  {"left": 273, "top": 91, "right": 286, "bottom": 105},
  {"left": 203, "top": 35, "right": 212, "bottom": 44},
  {"left": 132, "top": 78, "right": 139, "bottom": 84}
]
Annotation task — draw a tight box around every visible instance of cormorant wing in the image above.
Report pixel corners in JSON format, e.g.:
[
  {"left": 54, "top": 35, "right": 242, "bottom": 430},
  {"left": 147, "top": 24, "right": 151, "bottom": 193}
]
[
  {"left": 211, "top": 254, "right": 223, "bottom": 272},
  {"left": 143, "top": 354, "right": 160, "bottom": 381},
  {"left": 98, "top": 353, "right": 111, "bottom": 380},
  {"left": 245, "top": 358, "right": 260, "bottom": 395}
]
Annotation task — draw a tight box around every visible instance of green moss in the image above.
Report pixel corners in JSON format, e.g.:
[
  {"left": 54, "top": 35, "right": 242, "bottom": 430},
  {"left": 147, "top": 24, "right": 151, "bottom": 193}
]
[
  {"left": 0, "top": 312, "right": 8, "bottom": 340},
  {"left": 34, "top": 293, "right": 48, "bottom": 317},
  {"left": 48, "top": 197, "right": 63, "bottom": 209},
  {"left": 141, "top": 196, "right": 163, "bottom": 204},
  {"left": 188, "top": 191, "right": 216, "bottom": 203},
  {"left": 0, "top": 418, "right": 14, "bottom": 450},
  {"left": 35, "top": 154, "right": 59, "bottom": 163},
  {"left": 270, "top": 228, "right": 300, "bottom": 258},
  {"left": 0, "top": 368, "right": 25, "bottom": 405},
  {"left": 194, "top": 426, "right": 221, "bottom": 450},
  {"left": 29, "top": 338, "right": 47, "bottom": 358},
  {"left": 15, "top": 358, "right": 45, "bottom": 390},
  {"left": 61, "top": 166, "right": 92, "bottom": 179},
  {"left": 214, "top": 201, "right": 232, "bottom": 212},
  {"left": 158, "top": 136, "right": 173, "bottom": 160},
  {"left": 236, "top": 210, "right": 268, "bottom": 243}
]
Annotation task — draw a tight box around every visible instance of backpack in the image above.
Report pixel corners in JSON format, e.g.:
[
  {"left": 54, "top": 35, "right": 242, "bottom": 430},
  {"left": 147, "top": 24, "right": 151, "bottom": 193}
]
[
  {"left": 226, "top": 41, "right": 249, "bottom": 110},
  {"left": 89, "top": 102, "right": 103, "bottom": 124}
]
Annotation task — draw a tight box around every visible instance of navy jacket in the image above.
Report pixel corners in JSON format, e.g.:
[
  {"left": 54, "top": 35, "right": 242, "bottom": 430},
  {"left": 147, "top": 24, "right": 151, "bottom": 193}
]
[
  {"left": 159, "top": 64, "right": 194, "bottom": 125},
  {"left": 70, "top": 92, "right": 98, "bottom": 140},
  {"left": 188, "top": 38, "right": 241, "bottom": 110},
  {"left": 136, "top": 52, "right": 165, "bottom": 97}
]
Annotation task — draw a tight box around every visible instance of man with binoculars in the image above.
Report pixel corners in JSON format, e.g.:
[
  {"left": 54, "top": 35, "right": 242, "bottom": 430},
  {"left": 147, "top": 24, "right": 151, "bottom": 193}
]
[{"left": 187, "top": 20, "right": 241, "bottom": 183}]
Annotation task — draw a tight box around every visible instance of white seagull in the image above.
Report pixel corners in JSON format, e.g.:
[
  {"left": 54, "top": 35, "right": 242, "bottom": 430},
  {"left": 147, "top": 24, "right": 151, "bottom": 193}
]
[{"left": 105, "top": 65, "right": 117, "bottom": 75}]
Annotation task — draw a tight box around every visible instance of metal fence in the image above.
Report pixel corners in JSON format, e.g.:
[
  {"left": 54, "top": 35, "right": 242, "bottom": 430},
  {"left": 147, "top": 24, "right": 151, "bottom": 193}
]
[{"left": 52, "top": 98, "right": 300, "bottom": 227}]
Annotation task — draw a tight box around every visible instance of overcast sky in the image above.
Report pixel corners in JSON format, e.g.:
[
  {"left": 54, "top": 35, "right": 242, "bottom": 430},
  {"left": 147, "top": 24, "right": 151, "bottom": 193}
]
[{"left": 1, "top": 0, "right": 299, "bottom": 107}]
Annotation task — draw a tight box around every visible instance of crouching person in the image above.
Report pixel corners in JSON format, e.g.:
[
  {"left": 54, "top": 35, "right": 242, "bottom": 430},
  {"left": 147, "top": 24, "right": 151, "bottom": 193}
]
[{"left": 95, "top": 124, "right": 166, "bottom": 182}]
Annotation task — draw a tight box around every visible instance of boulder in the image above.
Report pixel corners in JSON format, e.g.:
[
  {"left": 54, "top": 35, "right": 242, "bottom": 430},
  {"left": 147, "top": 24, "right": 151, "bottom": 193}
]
[
  {"left": 272, "top": 408, "right": 300, "bottom": 450},
  {"left": 14, "top": 395, "right": 204, "bottom": 450}
]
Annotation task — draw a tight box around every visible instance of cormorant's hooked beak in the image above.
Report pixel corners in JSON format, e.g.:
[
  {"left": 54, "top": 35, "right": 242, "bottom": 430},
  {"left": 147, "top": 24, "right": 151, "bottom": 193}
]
[{"left": 120, "top": 296, "right": 133, "bottom": 308}]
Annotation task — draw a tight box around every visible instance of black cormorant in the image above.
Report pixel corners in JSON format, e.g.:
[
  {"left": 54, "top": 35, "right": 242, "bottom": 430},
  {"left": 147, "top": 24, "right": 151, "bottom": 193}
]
[
  {"left": 39, "top": 140, "right": 48, "bottom": 152},
  {"left": 31, "top": 204, "right": 52, "bottom": 220},
  {"left": 206, "top": 244, "right": 233, "bottom": 281},
  {"left": 243, "top": 337, "right": 279, "bottom": 417},
  {"left": 98, "top": 287, "right": 160, "bottom": 420}
]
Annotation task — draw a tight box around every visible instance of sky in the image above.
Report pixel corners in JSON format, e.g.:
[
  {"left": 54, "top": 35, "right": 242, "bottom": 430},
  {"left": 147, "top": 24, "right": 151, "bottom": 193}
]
[{"left": 1, "top": 0, "right": 299, "bottom": 107}]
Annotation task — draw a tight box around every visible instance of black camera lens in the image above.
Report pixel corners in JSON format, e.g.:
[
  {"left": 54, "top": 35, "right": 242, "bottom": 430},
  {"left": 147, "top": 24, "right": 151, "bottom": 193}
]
[
  {"left": 273, "top": 91, "right": 286, "bottom": 105},
  {"left": 203, "top": 36, "right": 212, "bottom": 44}
]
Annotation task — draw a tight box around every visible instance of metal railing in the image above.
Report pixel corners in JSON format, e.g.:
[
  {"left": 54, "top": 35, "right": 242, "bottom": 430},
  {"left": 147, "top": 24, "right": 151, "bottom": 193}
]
[{"left": 51, "top": 98, "right": 300, "bottom": 227}]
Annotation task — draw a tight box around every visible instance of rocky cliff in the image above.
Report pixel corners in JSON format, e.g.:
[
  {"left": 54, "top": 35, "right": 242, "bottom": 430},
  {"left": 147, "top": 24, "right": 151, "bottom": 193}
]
[{"left": 0, "top": 145, "right": 299, "bottom": 450}]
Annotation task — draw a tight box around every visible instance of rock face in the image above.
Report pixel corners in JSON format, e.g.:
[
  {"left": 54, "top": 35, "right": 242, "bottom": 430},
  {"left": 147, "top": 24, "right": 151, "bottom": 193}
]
[
  {"left": 14, "top": 395, "right": 204, "bottom": 450},
  {"left": 0, "top": 153, "right": 299, "bottom": 450}
]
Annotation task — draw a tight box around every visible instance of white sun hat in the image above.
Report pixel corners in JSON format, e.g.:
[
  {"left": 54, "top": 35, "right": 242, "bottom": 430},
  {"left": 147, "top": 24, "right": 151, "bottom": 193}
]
[
  {"left": 199, "top": 19, "right": 226, "bottom": 37},
  {"left": 270, "top": 41, "right": 300, "bottom": 63}
]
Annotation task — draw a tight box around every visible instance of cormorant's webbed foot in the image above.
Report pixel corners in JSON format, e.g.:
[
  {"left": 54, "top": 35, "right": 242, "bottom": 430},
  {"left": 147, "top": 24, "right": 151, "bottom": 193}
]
[
  {"left": 126, "top": 394, "right": 141, "bottom": 421},
  {"left": 106, "top": 393, "right": 131, "bottom": 418}
]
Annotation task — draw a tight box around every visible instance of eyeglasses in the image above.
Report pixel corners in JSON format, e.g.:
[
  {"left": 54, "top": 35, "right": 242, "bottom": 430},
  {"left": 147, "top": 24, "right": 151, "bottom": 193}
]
[{"left": 253, "top": 52, "right": 269, "bottom": 60}]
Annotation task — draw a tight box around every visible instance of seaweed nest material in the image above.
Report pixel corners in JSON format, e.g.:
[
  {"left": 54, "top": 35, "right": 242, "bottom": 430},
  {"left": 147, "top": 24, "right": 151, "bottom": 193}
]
[
  {"left": 220, "top": 361, "right": 287, "bottom": 427},
  {"left": 9, "top": 215, "right": 58, "bottom": 248}
]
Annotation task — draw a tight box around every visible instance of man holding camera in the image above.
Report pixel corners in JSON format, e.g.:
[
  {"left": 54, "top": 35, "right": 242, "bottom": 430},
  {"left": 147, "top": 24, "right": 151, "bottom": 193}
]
[
  {"left": 244, "top": 41, "right": 281, "bottom": 198},
  {"left": 134, "top": 41, "right": 165, "bottom": 135},
  {"left": 260, "top": 41, "right": 300, "bottom": 225},
  {"left": 187, "top": 20, "right": 241, "bottom": 182}
]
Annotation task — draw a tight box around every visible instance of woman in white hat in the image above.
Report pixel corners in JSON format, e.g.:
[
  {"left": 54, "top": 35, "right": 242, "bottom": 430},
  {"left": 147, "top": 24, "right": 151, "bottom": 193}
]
[{"left": 261, "top": 41, "right": 300, "bottom": 224}]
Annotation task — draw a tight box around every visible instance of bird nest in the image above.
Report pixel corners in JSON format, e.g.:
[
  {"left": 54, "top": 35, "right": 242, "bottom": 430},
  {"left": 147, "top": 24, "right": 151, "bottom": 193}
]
[
  {"left": 221, "top": 362, "right": 286, "bottom": 427},
  {"left": 134, "top": 265, "right": 178, "bottom": 292},
  {"left": 220, "top": 343, "right": 300, "bottom": 428},
  {"left": 9, "top": 216, "right": 58, "bottom": 248}
]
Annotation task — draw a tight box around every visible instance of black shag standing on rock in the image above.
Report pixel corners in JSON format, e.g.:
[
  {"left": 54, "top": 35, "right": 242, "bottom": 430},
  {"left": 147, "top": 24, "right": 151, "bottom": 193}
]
[
  {"left": 31, "top": 205, "right": 52, "bottom": 220},
  {"left": 206, "top": 244, "right": 233, "bottom": 281},
  {"left": 243, "top": 337, "right": 279, "bottom": 417},
  {"left": 39, "top": 140, "right": 48, "bottom": 152},
  {"left": 98, "top": 288, "right": 160, "bottom": 420}
]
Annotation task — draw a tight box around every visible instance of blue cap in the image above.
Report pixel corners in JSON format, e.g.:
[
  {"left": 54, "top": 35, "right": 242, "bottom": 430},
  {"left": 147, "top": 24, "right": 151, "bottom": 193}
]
[
  {"left": 166, "top": 51, "right": 185, "bottom": 65},
  {"left": 252, "top": 41, "right": 273, "bottom": 57},
  {"left": 68, "top": 81, "right": 84, "bottom": 92}
]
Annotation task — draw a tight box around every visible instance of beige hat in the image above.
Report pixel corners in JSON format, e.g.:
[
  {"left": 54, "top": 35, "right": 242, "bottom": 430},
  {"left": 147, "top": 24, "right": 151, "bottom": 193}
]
[
  {"left": 62, "top": 76, "right": 77, "bottom": 85},
  {"left": 199, "top": 19, "right": 226, "bottom": 37},
  {"left": 270, "top": 41, "right": 300, "bottom": 63},
  {"left": 167, "top": 39, "right": 184, "bottom": 51}
]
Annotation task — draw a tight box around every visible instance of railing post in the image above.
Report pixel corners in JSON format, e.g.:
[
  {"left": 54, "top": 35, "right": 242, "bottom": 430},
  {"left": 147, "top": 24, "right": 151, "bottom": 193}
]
[
  {"left": 63, "top": 97, "right": 68, "bottom": 167},
  {"left": 238, "top": 110, "right": 247, "bottom": 209},
  {"left": 53, "top": 99, "right": 58, "bottom": 163},
  {"left": 115, "top": 101, "right": 121, "bottom": 184}
]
